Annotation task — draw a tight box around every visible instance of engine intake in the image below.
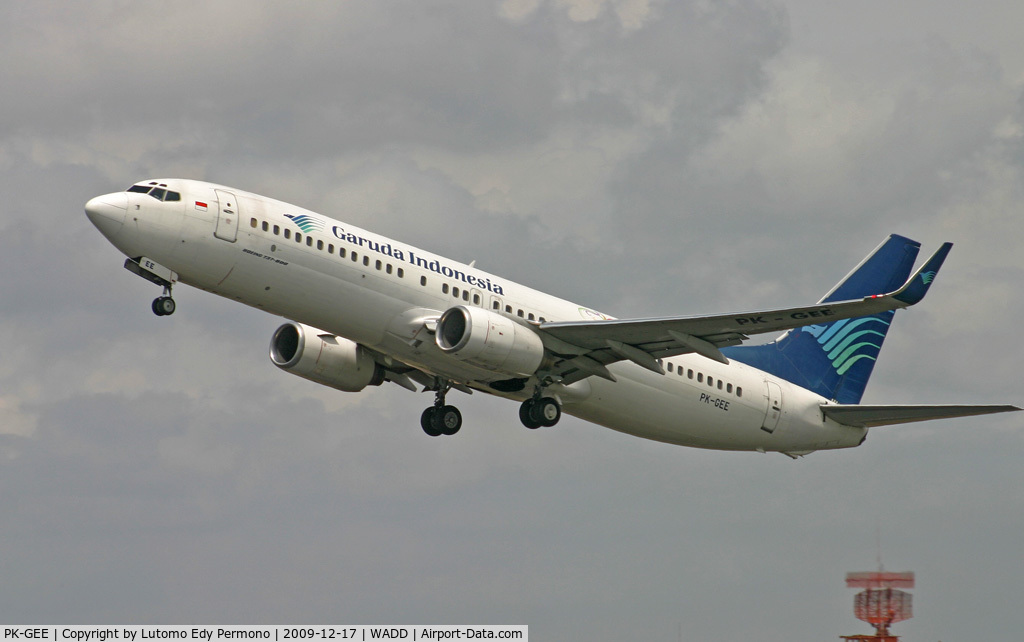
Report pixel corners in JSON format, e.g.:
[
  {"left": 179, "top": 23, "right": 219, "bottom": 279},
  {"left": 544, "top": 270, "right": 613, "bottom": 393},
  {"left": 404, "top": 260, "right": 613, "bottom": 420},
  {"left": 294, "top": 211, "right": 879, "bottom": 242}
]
[
  {"left": 270, "top": 322, "right": 384, "bottom": 392},
  {"left": 435, "top": 305, "right": 544, "bottom": 377}
]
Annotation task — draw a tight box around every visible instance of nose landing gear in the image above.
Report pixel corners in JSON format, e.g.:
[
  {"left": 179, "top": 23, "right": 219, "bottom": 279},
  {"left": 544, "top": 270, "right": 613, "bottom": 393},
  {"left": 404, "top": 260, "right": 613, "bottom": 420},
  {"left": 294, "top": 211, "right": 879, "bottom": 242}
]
[
  {"left": 152, "top": 286, "right": 176, "bottom": 316},
  {"left": 123, "top": 257, "right": 179, "bottom": 317}
]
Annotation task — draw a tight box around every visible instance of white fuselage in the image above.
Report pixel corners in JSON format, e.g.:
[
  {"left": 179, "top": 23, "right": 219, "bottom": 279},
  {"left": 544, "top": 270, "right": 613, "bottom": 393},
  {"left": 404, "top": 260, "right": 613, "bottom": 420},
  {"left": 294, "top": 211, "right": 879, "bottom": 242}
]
[{"left": 86, "top": 179, "right": 866, "bottom": 454}]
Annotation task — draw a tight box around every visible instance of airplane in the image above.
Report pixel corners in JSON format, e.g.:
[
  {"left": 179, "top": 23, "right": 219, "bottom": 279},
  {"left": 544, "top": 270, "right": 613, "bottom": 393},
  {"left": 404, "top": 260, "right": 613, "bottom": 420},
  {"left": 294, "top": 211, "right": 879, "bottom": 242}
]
[{"left": 85, "top": 179, "right": 1019, "bottom": 457}]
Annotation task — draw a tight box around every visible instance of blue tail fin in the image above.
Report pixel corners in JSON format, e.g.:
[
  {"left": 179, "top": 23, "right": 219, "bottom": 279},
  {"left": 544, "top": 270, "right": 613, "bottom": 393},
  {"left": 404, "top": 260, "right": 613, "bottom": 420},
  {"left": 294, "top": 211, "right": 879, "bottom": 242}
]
[{"left": 721, "top": 235, "right": 922, "bottom": 404}]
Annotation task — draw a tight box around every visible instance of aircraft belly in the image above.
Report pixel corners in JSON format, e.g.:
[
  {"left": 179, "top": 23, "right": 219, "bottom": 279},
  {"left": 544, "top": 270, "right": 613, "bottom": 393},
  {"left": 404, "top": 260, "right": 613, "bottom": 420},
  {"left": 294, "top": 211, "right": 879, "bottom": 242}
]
[
  {"left": 557, "top": 366, "right": 860, "bottom": 452},
  {"left": 568, "top": 373, "right": 768, "bottom": 450}
]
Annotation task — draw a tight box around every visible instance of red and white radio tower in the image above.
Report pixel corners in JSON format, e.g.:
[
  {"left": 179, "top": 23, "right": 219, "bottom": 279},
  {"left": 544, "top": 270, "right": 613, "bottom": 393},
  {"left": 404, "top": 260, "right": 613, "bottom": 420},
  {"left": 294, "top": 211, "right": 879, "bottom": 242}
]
[{"left": 840, "top": 569, "right": 914, "bottom": 642}]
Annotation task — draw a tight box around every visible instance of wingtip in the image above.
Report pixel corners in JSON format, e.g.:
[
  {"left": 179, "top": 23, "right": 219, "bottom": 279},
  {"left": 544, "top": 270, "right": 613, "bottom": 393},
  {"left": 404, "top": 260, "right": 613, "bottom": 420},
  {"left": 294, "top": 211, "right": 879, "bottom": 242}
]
[{"left": 892, "top": 242, "right": 953, "bottom": 305}]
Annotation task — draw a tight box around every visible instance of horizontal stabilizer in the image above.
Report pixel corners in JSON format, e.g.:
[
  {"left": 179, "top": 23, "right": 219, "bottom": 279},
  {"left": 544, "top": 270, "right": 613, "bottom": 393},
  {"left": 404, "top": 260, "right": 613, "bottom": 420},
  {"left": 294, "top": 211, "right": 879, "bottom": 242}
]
[{"left": 822, "top": 403, "right": 1021, "bottom": 428}]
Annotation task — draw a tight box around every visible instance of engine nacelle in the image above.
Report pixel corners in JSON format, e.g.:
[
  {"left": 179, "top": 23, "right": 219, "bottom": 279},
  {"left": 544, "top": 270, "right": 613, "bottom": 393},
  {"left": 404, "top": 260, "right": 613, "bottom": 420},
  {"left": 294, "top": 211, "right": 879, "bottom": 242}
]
[
  {"left": 435, "top": 305, "right": 545, "bottom": 377},
  {"left": 270, "top": 322, "right": 384, "bottom": 392}
]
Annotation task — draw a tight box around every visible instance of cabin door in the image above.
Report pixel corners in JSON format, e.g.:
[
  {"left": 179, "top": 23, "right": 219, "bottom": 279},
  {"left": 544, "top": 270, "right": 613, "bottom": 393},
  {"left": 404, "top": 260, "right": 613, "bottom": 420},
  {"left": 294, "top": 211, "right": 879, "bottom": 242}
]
[
  {"left": 214, "top": 189, "right": 239, "bottom": 242},
  {"left": 761, "top": 381, "right": 783, "bottom": 433}
]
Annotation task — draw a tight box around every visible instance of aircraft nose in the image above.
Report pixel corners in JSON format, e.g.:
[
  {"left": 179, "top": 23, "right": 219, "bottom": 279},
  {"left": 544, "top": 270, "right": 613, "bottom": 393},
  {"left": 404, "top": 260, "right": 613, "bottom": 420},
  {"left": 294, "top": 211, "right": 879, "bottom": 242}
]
[{"left": 85, "top": 192, "right": 127, "bottom": 237}]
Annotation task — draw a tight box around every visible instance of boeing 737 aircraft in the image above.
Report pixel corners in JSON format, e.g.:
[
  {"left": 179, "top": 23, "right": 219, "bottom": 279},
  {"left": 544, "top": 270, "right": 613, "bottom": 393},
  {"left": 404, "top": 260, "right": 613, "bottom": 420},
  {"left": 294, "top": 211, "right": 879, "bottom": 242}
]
[{"left": 85, "top": 179, "right": 1018, "bottom": 456}]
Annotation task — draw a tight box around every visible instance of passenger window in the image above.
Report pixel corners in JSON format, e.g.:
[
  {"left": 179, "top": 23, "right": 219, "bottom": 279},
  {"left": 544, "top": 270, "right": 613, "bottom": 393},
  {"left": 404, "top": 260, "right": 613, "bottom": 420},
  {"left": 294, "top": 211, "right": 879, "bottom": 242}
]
[
  {"left": 718, "top": 380, "right": 723, "bottom": 390},
  {"left": 420, "top": 275, "right": 426, "bottom": 286},
  {"left": 262, "top": 221, "right": 269, "bottom": 232},
  {"left": 737, "top": 387, "right": 743, "bottom": 398},
  {"left": 397, "top": 268, "right": 404, "bottom": 278},
  {"left": 462, "top": 290, "right": 469, "bottom": 301},
  {"left": 688, "top": 369, "right": 694, "bottom": 379},
  {"left": 677, "top": 365, "right": 683, "bottom": 376},
  {"left": 351, "top": 251, "right": 357, "bottom": 261},
  {"left": 505, "top": 305, "right": 512, "bottom": 313},
  {"left": 306, "top": 237, "right": 313, "bottom": 247},
  {"left": 492, "top": 301, "right": 500, "bottom": 310},
  {"left": 528, "top": 312, "right": 535, "bottom": 321},
  {"left": 339, "top": 248, "right": 346, "bottom": 258},
  {"left": 386, "top": 264, "right": 393, "bottom": 274},
  {"left": 517, "top": 309, "right": 524, "bottom": 318},
  {"left": 473, "top": 294, "right": 480, "bottom": 305},
  {"left": 727, "top": 383, "right": 733, "bottom": 393},
  {"left": 284, "top": 229, "right": 291, "bottom": 239},
  {"left": 442, "top": 284, "right": 450, "bottom": 294},
  {"left": 328, "top": 244, "right": 334, "bottom": 254},
  {"left": 707, "top": 377, "right": 714, "bottom": 387},
  {"left": 295, "top": 233, "right": 302, "bottom": 243},
  {"left": 452, "top": 286, "right": 459, "bottom": 298},
  {"left": 273, "top": 225, "right": 280, "bottom": 235},
  {"left": 317, "top": 240, "right": 324, "bottom": 250},
  {"left": 363, "top": 256, "right": 369, "bottom": 266},
  {"left": 667, "top": 362, "right": 674, "bottom": 372},
  {"left": 250, "top": 218, "right": 258, "bottom": 228},
  {"left": 697, "top": 373, "right": 703, "bottom": 383},
  {"left": 375, "top": 260, "right": 382, "bottom": 270}
]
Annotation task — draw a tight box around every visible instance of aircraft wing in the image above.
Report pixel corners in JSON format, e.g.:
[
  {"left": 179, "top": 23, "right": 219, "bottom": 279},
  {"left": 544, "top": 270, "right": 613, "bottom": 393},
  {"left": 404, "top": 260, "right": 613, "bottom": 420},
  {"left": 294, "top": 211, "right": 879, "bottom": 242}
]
[
  {"left": 821, "top": 404, "right": 1021, "bottom": 428},
  {"left": 537, "top": 243, "right": 952, "bottom": 384}
]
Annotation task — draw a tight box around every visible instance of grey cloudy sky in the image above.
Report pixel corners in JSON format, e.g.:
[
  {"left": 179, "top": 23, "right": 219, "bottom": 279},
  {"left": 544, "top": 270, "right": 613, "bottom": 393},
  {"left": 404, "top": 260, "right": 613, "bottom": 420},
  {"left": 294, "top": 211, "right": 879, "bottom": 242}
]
[{"left": 1, "top": 1, "right": 1022, "bottom": 639}]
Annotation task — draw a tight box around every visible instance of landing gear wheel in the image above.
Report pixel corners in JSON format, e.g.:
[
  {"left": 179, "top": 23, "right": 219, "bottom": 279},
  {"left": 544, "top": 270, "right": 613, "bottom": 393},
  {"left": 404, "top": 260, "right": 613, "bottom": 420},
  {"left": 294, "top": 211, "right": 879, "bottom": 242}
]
[
  {"left": 421, "top": 407, "right": 443, "bottom": 437},
  {"left": 435, "top": 405, "right": 462, "bottom": 436},
  {"left": 519, "top": 400, "right": 542, "bottom": 429},
  {"left": 152, "top": 296, "right": 176, "bottom": 316},
  {"left": 421, "top": 400, "right": 462, "bottom": 437},
  {"left": 533, "top": 397, "right": 561, "bottom": 427}
]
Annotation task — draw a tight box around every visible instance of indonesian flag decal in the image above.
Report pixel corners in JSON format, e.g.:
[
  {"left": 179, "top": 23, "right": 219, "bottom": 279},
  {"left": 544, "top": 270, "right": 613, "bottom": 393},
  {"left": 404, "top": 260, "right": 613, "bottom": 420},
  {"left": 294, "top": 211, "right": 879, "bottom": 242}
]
[{"left": 195, "top": 201, "right": 208, "bottom": 211}]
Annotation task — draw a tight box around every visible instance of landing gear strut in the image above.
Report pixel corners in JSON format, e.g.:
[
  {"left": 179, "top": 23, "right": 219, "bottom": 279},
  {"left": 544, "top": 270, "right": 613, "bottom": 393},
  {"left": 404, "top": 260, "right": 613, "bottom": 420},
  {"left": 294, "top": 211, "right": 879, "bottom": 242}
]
[
  {"left": 519, "top": 395, "right": 561, "bottom": 429},
  {"left": 420, "top": 381, "right": 463, "bottom": 437},
  {"left": 124, "top": 258, "right": 178, "bottom": 317}
]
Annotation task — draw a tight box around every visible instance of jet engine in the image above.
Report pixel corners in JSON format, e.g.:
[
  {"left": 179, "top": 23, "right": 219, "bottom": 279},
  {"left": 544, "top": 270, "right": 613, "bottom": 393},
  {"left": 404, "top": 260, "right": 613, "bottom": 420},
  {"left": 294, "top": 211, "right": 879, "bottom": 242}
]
[
  {"left": 270, "top": 322, "right": 384, "bottom": 392},
  {"left": 435, "top": 305, "right": 545, "bottom": 377}
]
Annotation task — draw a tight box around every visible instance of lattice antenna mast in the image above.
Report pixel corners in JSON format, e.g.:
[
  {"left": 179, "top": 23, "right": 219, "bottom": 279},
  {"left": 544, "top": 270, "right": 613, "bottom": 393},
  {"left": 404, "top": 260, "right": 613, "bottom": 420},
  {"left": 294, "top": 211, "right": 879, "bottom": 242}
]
[{"left": 841, "top": 570, "right": 915, "bottom": 642}]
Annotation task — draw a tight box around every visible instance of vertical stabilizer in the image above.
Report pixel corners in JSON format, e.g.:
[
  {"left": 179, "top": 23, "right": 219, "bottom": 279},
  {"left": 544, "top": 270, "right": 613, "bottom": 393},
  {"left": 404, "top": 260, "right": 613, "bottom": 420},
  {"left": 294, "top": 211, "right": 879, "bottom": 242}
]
[{"left": 722, "top": 235, "right": 922, "bottom": 403}]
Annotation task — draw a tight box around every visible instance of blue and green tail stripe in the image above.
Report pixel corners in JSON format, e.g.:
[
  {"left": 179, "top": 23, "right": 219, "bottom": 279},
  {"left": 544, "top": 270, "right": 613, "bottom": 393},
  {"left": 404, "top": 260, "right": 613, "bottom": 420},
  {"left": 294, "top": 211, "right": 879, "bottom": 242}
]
[{"left": 723, "top": 235, "right": 921, "bottom": 404}]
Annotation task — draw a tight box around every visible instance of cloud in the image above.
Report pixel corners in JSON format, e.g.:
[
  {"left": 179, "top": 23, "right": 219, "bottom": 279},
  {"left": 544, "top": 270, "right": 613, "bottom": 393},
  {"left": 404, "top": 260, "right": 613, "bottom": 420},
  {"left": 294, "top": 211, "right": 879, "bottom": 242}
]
[{"left": 1, "top": 0, "right": 1022, "bottom": 638}]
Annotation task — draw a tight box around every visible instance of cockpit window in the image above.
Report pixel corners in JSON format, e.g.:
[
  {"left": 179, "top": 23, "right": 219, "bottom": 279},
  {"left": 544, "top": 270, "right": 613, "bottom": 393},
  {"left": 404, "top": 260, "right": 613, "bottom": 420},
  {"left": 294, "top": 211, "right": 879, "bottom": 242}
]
[{"left": 125, "top": 184, "right": 181, "bottom": 202}]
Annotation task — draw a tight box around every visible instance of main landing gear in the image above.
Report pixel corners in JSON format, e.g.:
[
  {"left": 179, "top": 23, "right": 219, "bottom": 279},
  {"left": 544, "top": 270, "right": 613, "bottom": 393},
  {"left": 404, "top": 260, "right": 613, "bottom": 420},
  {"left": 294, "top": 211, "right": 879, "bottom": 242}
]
[
  {"left": 419, "top": 382, "right": 563, "bottom": 436},
  {"left": 519, "top": 395, "right": 561, "bottom": 429},
  {"left": 420, "top": 382, "right": 463, "bottom": 437}
]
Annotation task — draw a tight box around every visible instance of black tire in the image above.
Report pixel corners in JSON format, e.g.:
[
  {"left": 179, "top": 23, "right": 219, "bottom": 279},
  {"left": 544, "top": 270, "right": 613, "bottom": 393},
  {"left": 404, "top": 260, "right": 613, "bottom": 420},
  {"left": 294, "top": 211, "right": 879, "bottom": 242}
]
[
  {"left": 519, "top": 400, "right": 541, "bottom": 429},
  {"left": 152, "top": 296, "right": 176, "bottom": 316},
  {"left": 421, "top": 407, "right": 443, "bottom": 437},
  {"left": 436, "top": 405, "right": 462, "bottom": 436}
]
